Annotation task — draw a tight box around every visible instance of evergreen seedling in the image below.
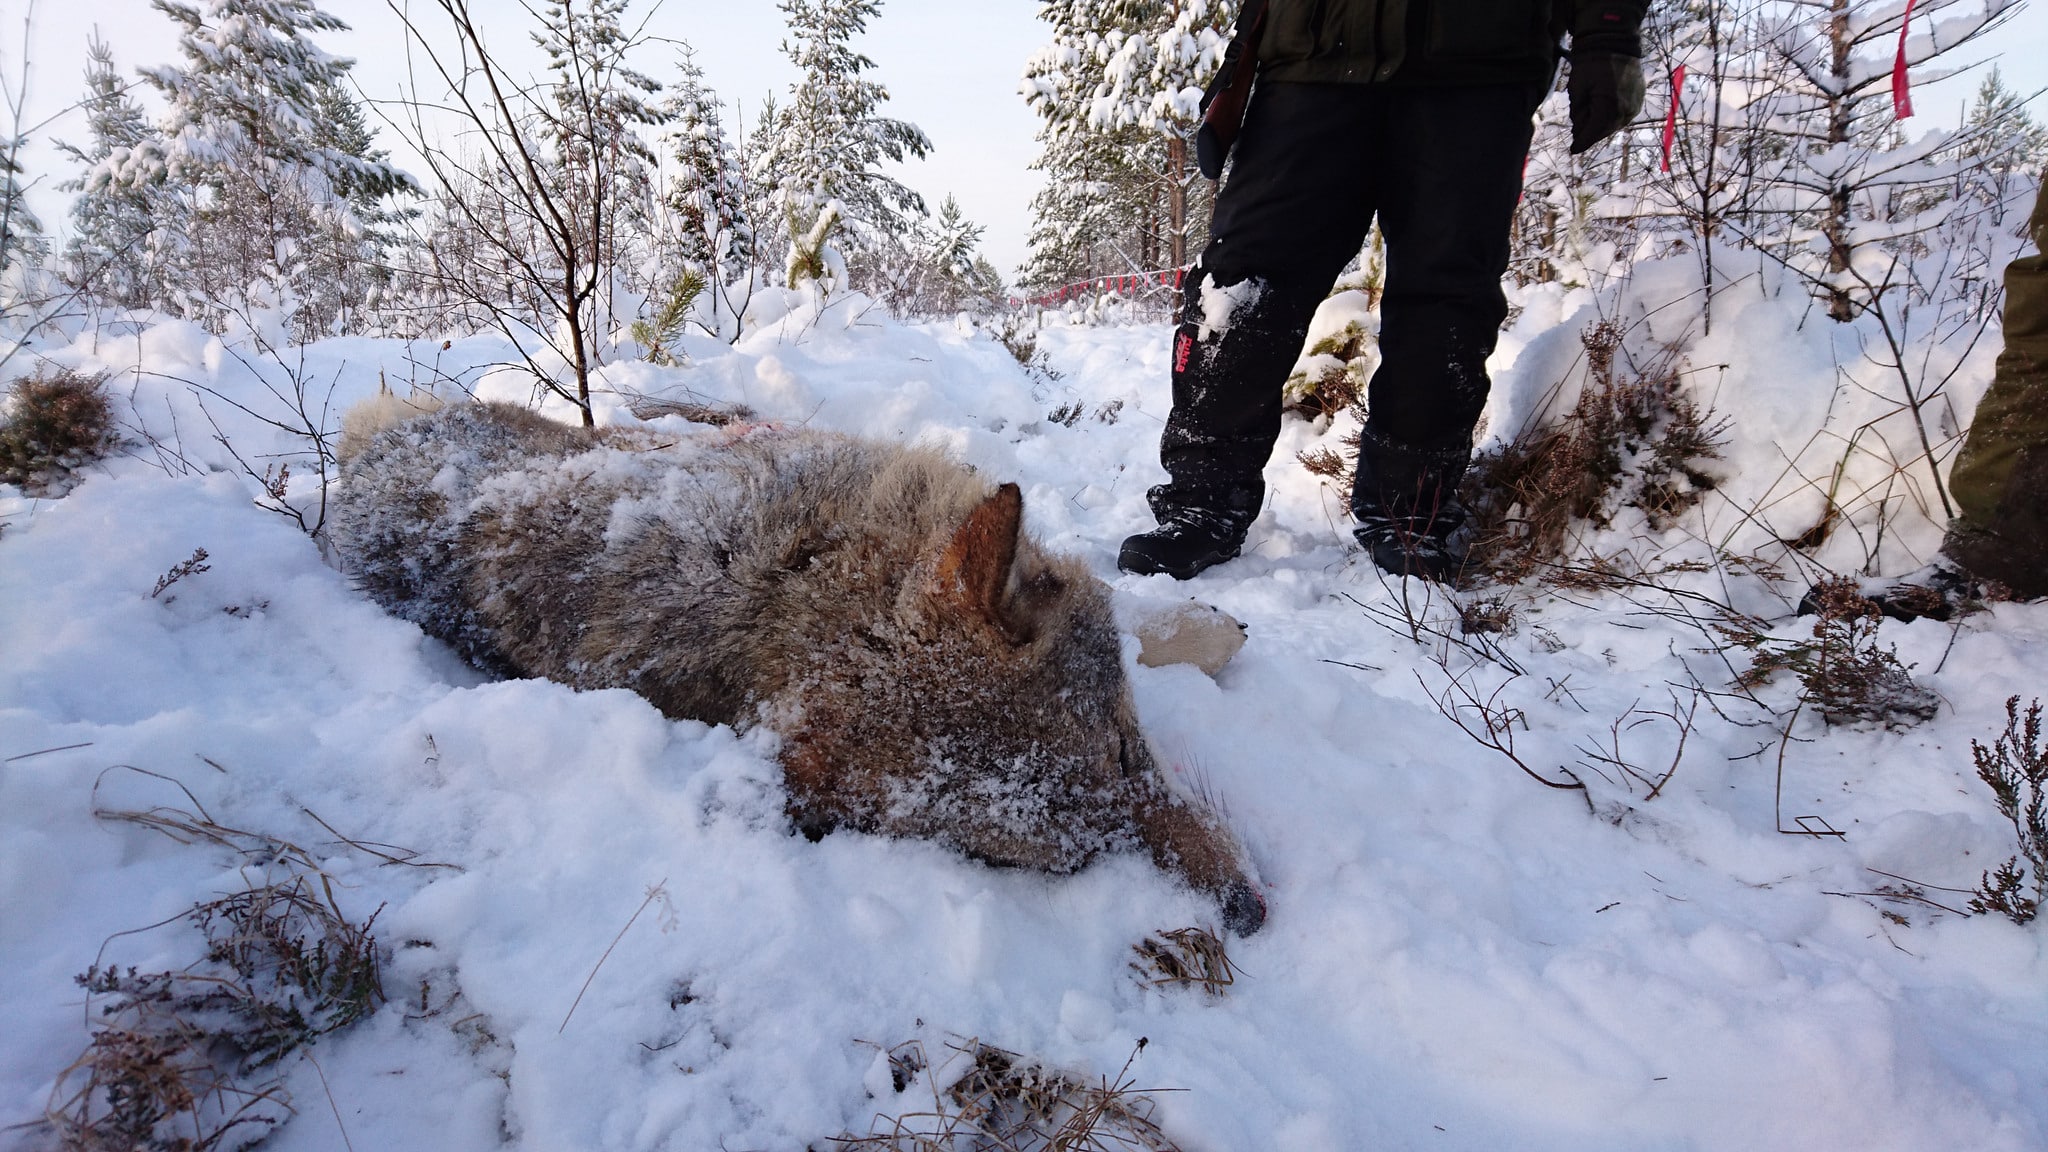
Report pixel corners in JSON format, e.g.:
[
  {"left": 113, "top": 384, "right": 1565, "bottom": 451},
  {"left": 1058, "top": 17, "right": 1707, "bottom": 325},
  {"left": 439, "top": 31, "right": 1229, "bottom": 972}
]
[{"left": 633, "top": 268, "right": 708, "bottom": 365}]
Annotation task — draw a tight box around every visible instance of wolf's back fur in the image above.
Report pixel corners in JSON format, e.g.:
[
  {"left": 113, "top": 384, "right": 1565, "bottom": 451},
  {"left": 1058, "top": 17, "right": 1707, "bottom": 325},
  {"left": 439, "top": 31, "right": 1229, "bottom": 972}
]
[{"left": 330, "top": 402, "right": 1263, "bottom": 932}]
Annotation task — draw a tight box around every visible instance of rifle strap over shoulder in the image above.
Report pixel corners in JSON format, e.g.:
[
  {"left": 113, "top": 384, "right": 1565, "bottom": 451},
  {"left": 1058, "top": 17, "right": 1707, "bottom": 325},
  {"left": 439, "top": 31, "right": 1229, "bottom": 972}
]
[{"left": 1195, "top": 0, "right": 1268, "bottom": 181}]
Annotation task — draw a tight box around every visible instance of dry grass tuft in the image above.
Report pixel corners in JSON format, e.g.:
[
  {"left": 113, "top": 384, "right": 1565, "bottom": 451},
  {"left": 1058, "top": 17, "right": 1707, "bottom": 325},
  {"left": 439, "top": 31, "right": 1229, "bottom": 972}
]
[
  {"left": 834, "top": 1038, "right": 1181, "bottom": 1152},
  {"left": 1129, "top": 927, "right": 1238, "bottom": 997},
  {"left": 1, "top": 368, "right": 119, "bottom": 495}
]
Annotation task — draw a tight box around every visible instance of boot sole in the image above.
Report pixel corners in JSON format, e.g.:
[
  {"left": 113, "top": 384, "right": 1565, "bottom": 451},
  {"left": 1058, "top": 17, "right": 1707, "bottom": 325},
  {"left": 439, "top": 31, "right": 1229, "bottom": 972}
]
[
  {"left": 1117, "top": 542, "right": 1242, "bottom": 581},
  {"left": 1364, "top": 537, "right": 1465, "bottom": 583}
]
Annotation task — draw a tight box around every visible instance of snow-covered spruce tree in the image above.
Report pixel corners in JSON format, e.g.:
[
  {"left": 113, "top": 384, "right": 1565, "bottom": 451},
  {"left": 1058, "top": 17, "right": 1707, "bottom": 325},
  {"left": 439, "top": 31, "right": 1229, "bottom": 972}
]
[
  {"left": 1020, "top": 0, "right": 1233, "bottom": 298},
  {"left": 0, "top": 127, "right": 39, "bottom": 276},
  {"left": 749, "top": 0, "right": 931, "bottom": 292},
  {"left": 865, "top": 193, "right": 1006, "bottom": 317},
  {"left": 534, "top": 0, "right": 669, "bottom": 336},
  {"left": 57, "top": 36, "right": 170, "bottom": 308},
  {"left": 0, "top": 34, "right": 41, "bottom": 278},
  {"left": 117, "top": 0, "right": 414, "bottom": 335},
  {"left": 645, "top": 47, "right": 753, "bottom": 341}
]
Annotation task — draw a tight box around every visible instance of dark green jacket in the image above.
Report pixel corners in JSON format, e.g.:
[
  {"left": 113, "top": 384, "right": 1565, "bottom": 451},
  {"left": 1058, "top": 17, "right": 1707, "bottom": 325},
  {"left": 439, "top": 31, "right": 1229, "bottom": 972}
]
[
  {"left": 1942, "top": 179, "right": 2048, "bottom": 596},
  {"left": 1257, "top": 0, "right": 1648, "bottom": 87}
]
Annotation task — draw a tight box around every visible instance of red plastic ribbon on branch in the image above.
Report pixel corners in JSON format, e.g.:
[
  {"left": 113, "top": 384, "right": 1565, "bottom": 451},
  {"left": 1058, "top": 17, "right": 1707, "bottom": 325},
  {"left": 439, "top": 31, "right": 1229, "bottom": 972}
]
[
  {"left": 1661, "top": 64, "right": 1686, "bottom": 173},
  {"left": 1892, "top": 0, "right": 1918, "bottom": 120}
]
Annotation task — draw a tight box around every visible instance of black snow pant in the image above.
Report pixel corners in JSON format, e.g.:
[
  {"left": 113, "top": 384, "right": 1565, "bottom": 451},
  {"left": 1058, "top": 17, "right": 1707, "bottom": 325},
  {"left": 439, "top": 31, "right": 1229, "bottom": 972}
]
[{"left": 1154, "top": 79, "right": 1544, "bottom": 524}]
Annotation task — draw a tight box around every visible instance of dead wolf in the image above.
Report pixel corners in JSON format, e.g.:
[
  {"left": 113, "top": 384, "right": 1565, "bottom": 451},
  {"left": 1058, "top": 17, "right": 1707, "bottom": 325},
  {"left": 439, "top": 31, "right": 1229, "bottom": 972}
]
[{"left": 329, "top": 400, "right": 1265, "bottom": 934}]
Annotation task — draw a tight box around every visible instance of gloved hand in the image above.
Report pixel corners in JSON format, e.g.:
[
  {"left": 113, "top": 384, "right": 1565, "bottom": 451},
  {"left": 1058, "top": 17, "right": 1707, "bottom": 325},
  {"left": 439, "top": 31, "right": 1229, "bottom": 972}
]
[
  {"left": 1569, "top": 0, "right": 1646, "bottom": 155},
  {"left": 1568, "top": 50, "right": 1646, "bottom": 154}
]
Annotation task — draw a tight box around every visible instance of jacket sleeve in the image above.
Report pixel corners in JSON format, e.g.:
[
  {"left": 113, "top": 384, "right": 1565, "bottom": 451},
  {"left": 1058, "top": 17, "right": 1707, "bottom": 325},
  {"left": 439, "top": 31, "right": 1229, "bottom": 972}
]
[{"left": 1568, "top": 0, "right": 1649, "bottom": 56}]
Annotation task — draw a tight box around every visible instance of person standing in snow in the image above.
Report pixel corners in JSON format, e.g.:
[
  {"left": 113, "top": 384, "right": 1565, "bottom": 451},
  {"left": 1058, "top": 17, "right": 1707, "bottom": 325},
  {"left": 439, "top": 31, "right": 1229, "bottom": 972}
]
[
  {"left": 1118, "top": 0, "right": 1648, "bottom": 580},
  {"left": 1941, "top": 177, "right": 2048, "bottom": 599}
]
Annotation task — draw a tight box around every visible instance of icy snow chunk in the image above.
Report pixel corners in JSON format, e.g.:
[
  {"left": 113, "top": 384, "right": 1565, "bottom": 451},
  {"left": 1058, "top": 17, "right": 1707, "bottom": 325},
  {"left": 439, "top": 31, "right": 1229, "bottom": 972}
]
[
  {"left": 1855, "top": 810, "right": 2003, "bottom": 887},
  {"left": 1198, "top": 275, "right": 1264, "bottom": 339},
  {"left": 1685, "top": 924, "right": 1785, "bottom": 987},
  {"left": 751, "top": 353, "right": 813, "bottom": 412},
  {"left": 1135, "top": 601, "right": 1247, "bottom": 677}
]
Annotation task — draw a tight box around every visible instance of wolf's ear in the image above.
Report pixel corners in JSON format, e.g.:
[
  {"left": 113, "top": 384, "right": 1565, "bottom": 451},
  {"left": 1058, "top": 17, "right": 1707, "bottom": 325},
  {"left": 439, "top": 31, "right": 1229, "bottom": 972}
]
[{"left": 932, "top": 482, "right": 1021, "bottom": 625}]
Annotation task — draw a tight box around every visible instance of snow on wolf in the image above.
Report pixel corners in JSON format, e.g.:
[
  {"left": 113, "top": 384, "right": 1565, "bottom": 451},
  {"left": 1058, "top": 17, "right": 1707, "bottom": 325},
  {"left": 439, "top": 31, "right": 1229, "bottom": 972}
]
[{"left": 331, "top": 400, "right": 1264, "bottom": 934}]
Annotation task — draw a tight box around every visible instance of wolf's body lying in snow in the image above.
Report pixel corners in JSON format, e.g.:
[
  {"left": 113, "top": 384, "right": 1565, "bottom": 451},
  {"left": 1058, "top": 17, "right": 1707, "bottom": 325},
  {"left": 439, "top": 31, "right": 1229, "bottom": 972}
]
[{"left": 330, "top": 400, "right": 1264, "bottom": 934}]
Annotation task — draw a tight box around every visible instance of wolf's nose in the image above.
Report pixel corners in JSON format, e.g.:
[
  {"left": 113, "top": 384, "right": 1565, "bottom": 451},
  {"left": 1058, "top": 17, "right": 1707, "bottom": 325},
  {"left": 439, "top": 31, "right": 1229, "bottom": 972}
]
[{"left": 1221, "top": 881, "right": 1266, "bottom": 937}]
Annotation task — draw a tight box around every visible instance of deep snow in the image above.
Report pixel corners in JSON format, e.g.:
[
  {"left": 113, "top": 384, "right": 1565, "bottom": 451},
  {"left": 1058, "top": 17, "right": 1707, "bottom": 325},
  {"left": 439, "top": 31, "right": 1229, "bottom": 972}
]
[{"left": 4, "top": 275, "right": 2047, "bottom": 1151}]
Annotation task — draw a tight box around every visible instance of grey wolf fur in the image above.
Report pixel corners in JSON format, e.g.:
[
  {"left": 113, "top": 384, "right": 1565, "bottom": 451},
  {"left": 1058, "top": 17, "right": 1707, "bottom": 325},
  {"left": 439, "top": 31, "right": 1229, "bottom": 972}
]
[{"left": 329, "top": 401, "right": 1264, "bottom": 934}]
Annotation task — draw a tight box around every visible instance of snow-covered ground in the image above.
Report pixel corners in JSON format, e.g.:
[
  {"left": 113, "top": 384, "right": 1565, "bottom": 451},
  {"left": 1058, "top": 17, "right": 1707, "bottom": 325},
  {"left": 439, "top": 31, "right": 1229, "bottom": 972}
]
[{"left": 4, "top": 275, "right": 2047, "bottom": 1151}]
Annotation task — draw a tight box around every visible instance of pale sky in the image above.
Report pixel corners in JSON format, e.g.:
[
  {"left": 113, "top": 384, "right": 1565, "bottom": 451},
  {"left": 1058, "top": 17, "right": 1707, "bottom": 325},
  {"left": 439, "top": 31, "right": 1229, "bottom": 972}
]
[{"left": 8, "top": 0, "right": 2048, "bottom": 281}]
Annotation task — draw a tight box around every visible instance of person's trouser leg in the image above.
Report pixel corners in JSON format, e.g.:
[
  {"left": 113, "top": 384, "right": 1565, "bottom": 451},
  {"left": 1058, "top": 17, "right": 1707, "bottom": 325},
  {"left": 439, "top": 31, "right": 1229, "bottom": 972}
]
[
  {"left": 1152, "top": 82, "right": 1382, "bottom": 524},
  {"left": 1352, "top": 83, "right": 1542, "bottom": 533}
]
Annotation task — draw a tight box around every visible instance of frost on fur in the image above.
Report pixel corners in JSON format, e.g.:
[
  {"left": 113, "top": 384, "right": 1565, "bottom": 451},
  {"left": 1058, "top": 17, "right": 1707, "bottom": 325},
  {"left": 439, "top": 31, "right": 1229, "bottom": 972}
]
[
  {"left": 329, "top": 402, "right": 1264, "bottom": 934},
  {"left": 336, "top": 388, "right": 447, "bottom": 464}
]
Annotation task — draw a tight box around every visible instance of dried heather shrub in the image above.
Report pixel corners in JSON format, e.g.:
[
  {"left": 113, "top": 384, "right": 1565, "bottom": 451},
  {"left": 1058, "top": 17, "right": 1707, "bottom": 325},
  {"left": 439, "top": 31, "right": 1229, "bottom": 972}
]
[
  {"left": 1724, "top": 579, "right": 1940, "bottom": 728},
  {"left": 1799, "top": 578, "right": 1939, "bottom": 728},
  {"left": 1460, "top": 323, "right": 1725, "bottom": 583},
  {"left": 1969, "top": 696, "right": 2048, "bottom": 925},
  {"left": 46, "top": 876, "right": 382, "bottom": 1152},
  {"left": 1130, "top": 926, "right": 1238, "bottom": 996},
  {"left": 0, "top": 369, "right": 118, "bottom": 495}
]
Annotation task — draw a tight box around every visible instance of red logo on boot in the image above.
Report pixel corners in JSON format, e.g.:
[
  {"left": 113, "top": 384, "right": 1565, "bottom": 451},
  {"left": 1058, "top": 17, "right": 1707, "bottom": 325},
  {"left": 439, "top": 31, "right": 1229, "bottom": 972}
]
[{"left": 1174, "top": 331, "right": 1194, "bottom": 373}]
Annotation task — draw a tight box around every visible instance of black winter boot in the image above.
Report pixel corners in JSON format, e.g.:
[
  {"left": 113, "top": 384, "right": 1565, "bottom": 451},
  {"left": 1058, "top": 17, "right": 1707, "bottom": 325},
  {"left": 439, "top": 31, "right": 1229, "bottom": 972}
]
[
  {"left": 1350, "top": 428, "right": 1473, "bottom": 581},
  {"left": 1119, "top": 488, "right": 1256, "bottom": 580}
]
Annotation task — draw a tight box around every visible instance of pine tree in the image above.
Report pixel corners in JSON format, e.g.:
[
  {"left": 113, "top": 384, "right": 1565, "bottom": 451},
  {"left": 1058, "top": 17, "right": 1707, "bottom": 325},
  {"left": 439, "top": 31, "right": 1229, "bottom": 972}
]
[
  {"left": 0, "top": 34, "right": 41, "bottom": 276},
  {"left": 750, "top": 0, "right": 932, "bottom": 280},
  {"left": 0, "top": 130, "right": 39, "bottom": 275},
  {"left": 58, "top": 36, "right": 166, "bottom": 306},
  {"left": 1955, "top": 66, "right": 2048, "bottom": 225},
  {"left": 114, "top": 0, "right": 415, "bottom": 333},
  {"left": 652, "top": 46, "right": 752, "bottom": 326},
  {"left": 1020, "top": 0, "right": 1234, "bottom": 296},
  {"left": 929, "top": 194, "right": 985, "bottom": 282},
  {"left": 137, "top": 0, "right": 411, "bottom": 203},
  {"left": 535, "top": 0, "right": 670, "bottom": 315}
]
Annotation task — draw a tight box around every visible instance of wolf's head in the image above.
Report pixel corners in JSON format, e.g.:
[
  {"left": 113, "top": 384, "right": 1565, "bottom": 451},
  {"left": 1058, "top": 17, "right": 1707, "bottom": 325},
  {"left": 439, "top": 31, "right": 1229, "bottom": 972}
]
[{"left": 775, "top": 482, "right": 1264, "bottom": 935}]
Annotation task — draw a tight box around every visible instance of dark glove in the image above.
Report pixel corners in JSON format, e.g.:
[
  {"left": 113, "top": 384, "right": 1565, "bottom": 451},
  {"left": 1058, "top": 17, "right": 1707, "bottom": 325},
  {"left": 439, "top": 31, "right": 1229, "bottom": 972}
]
[
  {"left": 1568, "top": 50, "right": 1646, "bottom": 155},
  {"left": 1568, "top": 0, "right": 1646, "bottom": 155}
]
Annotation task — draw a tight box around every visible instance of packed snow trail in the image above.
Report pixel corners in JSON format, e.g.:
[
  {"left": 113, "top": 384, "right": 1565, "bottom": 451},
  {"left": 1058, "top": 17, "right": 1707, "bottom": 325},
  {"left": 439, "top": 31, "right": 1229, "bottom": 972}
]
[{"left": 4, "top": 285, "right": 2046, "bottom": 1150}]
